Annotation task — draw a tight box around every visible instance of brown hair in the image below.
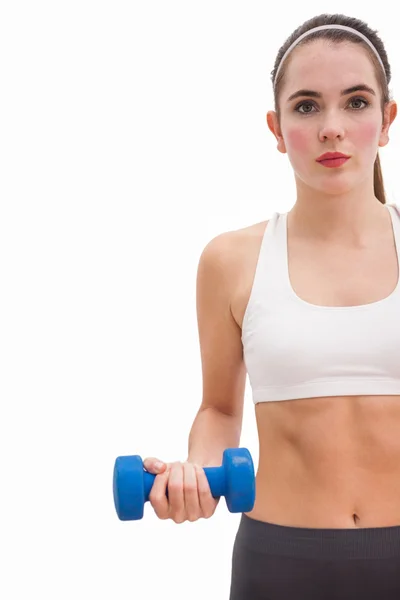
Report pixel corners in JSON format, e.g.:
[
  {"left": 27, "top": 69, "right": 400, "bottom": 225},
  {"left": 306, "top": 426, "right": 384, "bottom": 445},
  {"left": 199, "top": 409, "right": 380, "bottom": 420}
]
[{"left": 271, "top": 14, "right": 393, "bottom": 204}]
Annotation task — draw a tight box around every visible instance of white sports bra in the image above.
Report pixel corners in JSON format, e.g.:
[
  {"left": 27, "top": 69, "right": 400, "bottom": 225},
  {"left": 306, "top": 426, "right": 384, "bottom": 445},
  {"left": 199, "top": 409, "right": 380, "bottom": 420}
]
[{"left": 241, "top": 204, "right": 400, "bottom": 403}]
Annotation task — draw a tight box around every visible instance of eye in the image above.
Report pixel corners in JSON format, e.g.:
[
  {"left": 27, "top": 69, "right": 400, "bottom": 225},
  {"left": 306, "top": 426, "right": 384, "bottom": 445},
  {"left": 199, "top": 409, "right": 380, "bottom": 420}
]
[
  {"left": 295, "top": 96, "right": 370, "bottom": 115},
  {"left": 349, "top": 97, "right": 370, "bottom": 110}
]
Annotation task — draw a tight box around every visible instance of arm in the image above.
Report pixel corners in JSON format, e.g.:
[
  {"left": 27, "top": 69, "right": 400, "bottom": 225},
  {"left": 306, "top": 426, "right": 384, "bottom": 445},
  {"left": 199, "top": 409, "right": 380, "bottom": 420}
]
[{"left": 186, "top": 232, "right": 247, "bottom": 467}]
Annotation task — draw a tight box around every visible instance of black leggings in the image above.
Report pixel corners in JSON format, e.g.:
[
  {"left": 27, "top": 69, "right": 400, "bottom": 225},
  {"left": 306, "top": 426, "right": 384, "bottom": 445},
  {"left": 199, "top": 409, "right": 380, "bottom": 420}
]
[{"left": 229, "top": 513, "right": 400, "bottom": 599}]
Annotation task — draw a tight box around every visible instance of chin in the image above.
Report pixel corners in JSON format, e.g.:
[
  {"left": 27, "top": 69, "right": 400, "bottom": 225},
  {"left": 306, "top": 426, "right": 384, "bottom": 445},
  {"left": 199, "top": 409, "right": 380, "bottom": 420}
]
[{"left": 296, "top": 173, "right": 353, "bottom": 196}]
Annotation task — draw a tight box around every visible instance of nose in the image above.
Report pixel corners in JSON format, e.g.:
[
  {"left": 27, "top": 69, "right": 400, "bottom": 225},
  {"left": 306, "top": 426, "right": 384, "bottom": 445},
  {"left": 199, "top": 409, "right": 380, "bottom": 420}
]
[{"left": 319, "top": 113, "right": 345, "bottom": 142}]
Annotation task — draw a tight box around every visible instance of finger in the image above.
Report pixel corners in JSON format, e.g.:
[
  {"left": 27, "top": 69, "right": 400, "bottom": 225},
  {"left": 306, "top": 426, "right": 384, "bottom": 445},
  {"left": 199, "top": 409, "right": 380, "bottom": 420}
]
[
  {"left": 183, "top": 462, "right": 201, "bottom": 522},
  {"left": 195, "top": 464, "right": 219, "bottom": 518},
  {"left": 149, "top": 464, "right": 171, "bottom": 519},
  {"left": 167, "top": 462, "right": 185, "bottom": 523},
  {"left": 143, "top": 457, "right": 167, "bottom": 475}
]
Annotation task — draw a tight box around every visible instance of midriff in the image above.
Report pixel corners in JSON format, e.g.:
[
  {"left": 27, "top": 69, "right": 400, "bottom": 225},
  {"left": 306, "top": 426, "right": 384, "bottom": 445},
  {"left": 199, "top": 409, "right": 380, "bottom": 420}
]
[{"left": 246, "top": 394, "right": 400, "bottom": 528}]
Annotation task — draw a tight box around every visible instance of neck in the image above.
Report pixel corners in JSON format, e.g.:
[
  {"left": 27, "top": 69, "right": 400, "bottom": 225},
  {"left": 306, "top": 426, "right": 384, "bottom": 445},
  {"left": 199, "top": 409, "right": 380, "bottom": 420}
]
[{"left": 288, "top": 192, "right": 389, "bottom": 246}]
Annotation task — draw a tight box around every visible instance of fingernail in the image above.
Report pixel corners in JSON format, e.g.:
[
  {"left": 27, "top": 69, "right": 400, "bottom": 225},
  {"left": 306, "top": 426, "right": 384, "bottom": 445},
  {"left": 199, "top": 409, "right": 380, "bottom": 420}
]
[{"left": 154, "top": 461, "right": 164, "bottom": 471}]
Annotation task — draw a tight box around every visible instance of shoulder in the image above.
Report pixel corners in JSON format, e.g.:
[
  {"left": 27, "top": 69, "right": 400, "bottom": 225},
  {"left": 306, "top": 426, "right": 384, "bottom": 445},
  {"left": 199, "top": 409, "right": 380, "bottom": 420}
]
[
  {"left": 198, "top": 220, "right": 269, "bottom": 276},
  {"left": 197, "top": 221, "right": 270, "bottom": 328}
]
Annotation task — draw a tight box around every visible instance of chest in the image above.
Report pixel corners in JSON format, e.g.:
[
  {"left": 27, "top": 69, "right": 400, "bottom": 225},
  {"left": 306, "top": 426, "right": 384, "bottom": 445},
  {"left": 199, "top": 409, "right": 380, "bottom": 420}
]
[
  {"left": 231, "top": 219, "right": 399, "bottom": 330},
  {"left": 287, "top": 240, "right": 399, "bottom": 307}
]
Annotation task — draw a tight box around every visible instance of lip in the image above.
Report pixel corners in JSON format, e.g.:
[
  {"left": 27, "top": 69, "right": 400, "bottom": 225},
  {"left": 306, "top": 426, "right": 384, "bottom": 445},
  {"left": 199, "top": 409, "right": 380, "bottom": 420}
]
[
  {"left": 318, "top": 157, "right": 349, "bottom": 169},
  {"left": 317, "top": 152, "right": 350, "bottom": 162}
]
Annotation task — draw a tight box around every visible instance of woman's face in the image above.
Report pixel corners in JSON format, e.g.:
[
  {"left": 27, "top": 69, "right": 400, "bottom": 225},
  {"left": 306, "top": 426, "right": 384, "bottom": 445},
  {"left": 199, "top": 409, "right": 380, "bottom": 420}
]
[{"left": 268, "top": 40, "right": 396, "bottom": 196}]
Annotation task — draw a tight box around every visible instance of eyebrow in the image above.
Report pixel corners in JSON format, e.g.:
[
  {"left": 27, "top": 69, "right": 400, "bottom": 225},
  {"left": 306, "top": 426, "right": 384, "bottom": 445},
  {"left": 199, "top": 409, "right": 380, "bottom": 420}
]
[{"left": 287, "top": 84, "right": 376, "bottom": 103}]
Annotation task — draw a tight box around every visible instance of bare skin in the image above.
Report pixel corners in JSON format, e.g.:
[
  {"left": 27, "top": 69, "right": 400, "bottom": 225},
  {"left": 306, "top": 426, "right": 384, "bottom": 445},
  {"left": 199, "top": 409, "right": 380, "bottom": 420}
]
[
  {"left": 229, "top": 208, "right": 400, "bottom": 529},
  {"left": 183, "top": 39, "right": 400, "bottom": 530}
]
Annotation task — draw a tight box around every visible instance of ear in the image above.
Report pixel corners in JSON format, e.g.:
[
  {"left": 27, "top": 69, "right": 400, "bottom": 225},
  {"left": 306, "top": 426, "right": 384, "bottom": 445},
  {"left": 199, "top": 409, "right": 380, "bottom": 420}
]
[
  {"left": 379, "top": 100, "right": 397, "bottom": 148},
  {"left": 267, "top": 110, "right": 287, "bottom": 154}
]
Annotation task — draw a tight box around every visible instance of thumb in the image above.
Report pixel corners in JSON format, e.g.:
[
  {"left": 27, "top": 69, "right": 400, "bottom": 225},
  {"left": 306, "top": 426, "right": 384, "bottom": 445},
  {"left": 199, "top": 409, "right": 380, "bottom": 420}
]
[{"left": 143, "top": 457, "right": 167, "bottom": 474}]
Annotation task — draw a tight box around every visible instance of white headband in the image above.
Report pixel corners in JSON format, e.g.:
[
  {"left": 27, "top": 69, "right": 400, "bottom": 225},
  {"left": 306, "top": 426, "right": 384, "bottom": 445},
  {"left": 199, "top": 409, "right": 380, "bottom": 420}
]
[{"left": 274, "top": 24, "right": 387, "bottom": 87}]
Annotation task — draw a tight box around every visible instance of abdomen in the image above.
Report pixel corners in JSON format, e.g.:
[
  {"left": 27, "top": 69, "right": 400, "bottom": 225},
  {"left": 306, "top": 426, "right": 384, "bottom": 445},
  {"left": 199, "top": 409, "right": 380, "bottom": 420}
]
[{"left": 247, "top": 395, "right": 400, "bottom": 528}]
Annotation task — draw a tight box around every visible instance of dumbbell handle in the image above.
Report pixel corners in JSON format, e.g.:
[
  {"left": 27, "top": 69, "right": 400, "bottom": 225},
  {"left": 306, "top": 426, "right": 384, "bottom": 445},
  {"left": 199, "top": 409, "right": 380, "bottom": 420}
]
[{"left": 143, "top": 466, "right": 225, "bottom": 502}]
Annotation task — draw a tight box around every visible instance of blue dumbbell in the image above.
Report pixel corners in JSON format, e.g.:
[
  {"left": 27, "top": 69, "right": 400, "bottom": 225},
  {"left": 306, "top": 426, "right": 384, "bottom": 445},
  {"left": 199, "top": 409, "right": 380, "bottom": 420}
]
[{"left": 113, "top": 447, "right": 255, "bottom": 521}]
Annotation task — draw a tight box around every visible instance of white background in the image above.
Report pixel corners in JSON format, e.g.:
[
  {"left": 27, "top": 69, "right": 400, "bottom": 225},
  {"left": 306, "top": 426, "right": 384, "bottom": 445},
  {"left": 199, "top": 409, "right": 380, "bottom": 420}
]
[{"left": 1, "top": 2, "right": 399, "bottom": 598}]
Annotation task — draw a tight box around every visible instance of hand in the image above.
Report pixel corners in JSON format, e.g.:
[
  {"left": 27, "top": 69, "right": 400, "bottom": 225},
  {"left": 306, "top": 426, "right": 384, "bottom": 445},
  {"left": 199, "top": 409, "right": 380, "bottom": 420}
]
[{"left": 142, "top": 458, "right": 220, "bottom": 523}]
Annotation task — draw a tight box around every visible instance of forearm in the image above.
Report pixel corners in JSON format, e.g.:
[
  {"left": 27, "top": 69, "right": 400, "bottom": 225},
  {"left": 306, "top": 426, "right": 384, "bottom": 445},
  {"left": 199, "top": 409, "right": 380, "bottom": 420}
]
[{"left": 186, "top": 406, "right": 242, "bottom": 467}]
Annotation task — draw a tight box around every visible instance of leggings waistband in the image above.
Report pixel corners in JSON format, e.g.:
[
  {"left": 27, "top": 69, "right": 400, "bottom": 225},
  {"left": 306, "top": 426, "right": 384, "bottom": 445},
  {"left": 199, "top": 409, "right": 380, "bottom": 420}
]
[{"left": 237, "top": 513, "right": 400, "bottom": 559}]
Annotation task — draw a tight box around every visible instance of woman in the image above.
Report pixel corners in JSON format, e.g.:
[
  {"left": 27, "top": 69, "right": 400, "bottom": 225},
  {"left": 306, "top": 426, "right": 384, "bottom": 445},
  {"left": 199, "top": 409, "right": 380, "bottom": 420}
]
[{"left": 144, "top": 13, "right": 400, "bottom": 599}]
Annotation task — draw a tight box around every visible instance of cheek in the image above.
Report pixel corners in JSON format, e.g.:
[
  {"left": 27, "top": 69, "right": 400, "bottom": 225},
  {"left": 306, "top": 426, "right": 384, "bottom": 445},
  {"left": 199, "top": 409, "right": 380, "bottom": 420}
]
[
  {"left": 285, "top": 128, "right": 313, "bottom": 168},
  {"left": 286, "top": 128, "right": 310, "bottom": 153},
  {"left": 355, "top": 122, "right": 380, "bottom": 148},
  {"left": 285, "top": 122, "right": 380, "bottom": 160}
]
